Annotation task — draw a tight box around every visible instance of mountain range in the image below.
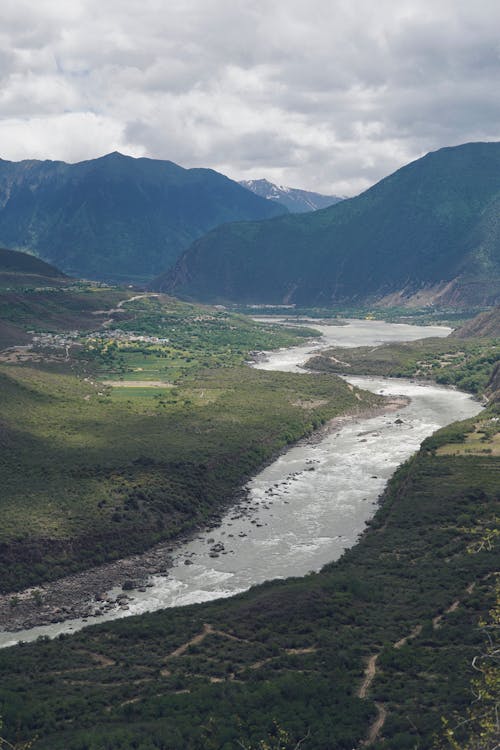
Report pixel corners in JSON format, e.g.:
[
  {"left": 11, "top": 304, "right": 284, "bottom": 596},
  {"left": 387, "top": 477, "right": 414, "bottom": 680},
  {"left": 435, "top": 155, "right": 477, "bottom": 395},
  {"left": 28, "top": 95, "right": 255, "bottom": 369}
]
[
  {"left": 157, "top": 141, "right": 500, "bottom": 308},
  {"left": 0, "top": 153, "right": 285, "bottom": 283},
  {"left": 239, "top": 178, "right": 343, "bottom": 213}
]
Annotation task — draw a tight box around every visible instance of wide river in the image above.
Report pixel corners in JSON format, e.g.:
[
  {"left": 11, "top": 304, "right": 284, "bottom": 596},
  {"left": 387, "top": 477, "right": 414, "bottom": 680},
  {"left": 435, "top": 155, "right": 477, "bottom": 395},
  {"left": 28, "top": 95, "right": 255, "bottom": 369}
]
[{"left": 0, "top": 319, "right": 483, "bottom": 648}]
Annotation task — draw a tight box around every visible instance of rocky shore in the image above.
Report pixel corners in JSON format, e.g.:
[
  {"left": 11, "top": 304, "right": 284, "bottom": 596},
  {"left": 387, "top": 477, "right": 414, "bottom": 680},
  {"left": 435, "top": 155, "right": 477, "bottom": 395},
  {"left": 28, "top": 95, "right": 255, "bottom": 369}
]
[{"left": 0, "top": 395, "right": 408, "bottom": 636}]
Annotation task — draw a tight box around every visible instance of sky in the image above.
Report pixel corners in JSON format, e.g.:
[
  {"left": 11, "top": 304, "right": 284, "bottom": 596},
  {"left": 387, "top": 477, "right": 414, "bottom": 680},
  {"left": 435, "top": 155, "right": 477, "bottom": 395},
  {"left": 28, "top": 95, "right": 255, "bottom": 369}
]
[{"left": 1, "top": 0, "right": 500, "bottom": 196}]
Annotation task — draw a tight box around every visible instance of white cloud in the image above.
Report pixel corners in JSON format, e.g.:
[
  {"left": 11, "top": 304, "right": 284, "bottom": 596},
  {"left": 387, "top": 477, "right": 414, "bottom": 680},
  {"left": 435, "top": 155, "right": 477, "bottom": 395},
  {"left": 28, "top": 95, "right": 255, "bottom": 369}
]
[{"left": 0, "top": 0, "right": 499, "bottom": 194}]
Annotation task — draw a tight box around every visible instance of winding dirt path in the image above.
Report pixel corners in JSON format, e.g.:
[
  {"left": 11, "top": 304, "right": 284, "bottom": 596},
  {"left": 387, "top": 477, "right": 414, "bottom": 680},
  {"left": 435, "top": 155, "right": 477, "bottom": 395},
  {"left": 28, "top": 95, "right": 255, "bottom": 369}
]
[
  {"left": 358, "top": 653, "right": 379, "bottom": 699},
  {"left": 364, "top": 703, "right": 387, "bottom": 746},
  {"left": 167, "top": 623, "right": 215, "bottom": 658},
  {"left": 357, "top": 624, "right": 426, "bottom": 744},
  {"left": 165, "top": 623, "right": 253, "bottom": 661},
  {"left": 357, "top": 592, "right": 471, "bottom": 746}
]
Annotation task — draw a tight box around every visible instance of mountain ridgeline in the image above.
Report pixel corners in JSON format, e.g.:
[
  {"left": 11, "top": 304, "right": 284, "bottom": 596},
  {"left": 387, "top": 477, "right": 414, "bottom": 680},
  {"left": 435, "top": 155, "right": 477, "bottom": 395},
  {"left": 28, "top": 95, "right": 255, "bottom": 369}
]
[
  {"left": 239, "top": 178, "right": 343, "bottom": 213},
  {"left": 157, "top": 142, "right": 500, "bottom": 307},
  {"left": 0, "top": 153, "right": 285, "bottom": 283}
]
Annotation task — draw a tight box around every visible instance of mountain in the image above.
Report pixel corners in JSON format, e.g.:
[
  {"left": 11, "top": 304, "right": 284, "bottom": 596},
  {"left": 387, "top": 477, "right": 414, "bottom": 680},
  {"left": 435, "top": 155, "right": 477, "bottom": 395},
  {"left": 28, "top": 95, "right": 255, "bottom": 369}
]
[
  {"left": 0, "top": 153, "right": 285, "bottom": 283},
  {"left": 239, "top": 178, "right": 343, "bottom": 213},
  {"left": 452, "top": 305, "right": 500, "bottom": 338},
  {"left": 0, "top": 248, "right": 69, "bottom": 347},
  {"left": 156, "top": 142, "right": 500, "bottom": 308},
  {"left": 0, "top": 247, "right": 65, "bottom": 279}
]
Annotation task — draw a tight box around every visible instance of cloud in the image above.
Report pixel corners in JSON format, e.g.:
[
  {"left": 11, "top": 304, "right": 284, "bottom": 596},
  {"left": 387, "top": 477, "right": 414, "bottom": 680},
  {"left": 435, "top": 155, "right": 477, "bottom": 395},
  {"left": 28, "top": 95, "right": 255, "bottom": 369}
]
[{"left": 0, "top": 0, "right": 499, "bottom": 194}]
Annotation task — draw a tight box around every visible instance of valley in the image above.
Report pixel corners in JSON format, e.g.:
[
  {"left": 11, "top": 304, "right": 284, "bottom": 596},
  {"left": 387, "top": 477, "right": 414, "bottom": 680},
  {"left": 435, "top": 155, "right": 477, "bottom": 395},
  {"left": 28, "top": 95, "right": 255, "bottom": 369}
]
[
  {"left": 2, "top": 3, "right": 500, "bottom": 747},
  {"left": 0, "top": 272, "right": 497, "bottom": 748},
  {"left": 0, "top": 319, "right": 476, "bottom": 645},
  {"left": 0, "top": 139, "right": 498, "bottom": 750}
]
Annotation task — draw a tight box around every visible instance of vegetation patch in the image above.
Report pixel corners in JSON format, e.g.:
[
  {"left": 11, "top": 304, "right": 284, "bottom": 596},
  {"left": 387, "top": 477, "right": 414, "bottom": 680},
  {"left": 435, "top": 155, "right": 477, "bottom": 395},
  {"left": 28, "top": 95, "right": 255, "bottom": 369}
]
[{"left": 307, "top": 336, "right": 499, "bottom": 395}]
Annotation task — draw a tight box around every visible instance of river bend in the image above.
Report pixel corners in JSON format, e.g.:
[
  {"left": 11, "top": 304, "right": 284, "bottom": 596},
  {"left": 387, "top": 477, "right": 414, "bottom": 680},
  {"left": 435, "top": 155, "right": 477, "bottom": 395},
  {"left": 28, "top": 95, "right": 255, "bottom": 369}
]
[{"left": 0, "top": 319, "right": 482, "bottom": 648}]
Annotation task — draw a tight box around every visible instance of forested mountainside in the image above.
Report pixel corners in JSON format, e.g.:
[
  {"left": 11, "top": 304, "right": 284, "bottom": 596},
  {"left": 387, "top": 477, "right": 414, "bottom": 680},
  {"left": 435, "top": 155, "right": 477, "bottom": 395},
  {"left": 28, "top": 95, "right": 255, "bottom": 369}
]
[
  {"left": 157, "top": 141, "right": 500, "bottom": 308},
  {"left": 0, "top": 153, "right": 285, "bottom": 283}
]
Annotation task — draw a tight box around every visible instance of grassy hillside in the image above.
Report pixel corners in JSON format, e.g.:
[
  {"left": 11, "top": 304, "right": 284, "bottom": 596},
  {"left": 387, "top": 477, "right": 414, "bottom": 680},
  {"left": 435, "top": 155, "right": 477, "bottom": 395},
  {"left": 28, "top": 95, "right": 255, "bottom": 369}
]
[
  {"left": 0, "top": 153, "right": 285, "bottom": 283},
  {"left": 0, "top": 294, "right": 380, "bottom": 591},
  {"left": 157, "top": 141, "right": 500, "bottom": 308},
  {"left": 0, "top": 409, "right": 497, "bottom": 749}
]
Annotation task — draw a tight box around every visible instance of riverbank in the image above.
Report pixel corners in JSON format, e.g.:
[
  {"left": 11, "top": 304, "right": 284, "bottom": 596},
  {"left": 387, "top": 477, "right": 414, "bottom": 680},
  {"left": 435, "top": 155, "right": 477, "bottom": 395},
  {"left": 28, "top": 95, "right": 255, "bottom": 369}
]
[
  {"left": 0, "top": 395, "right": 407, "bottom": 635},
  {"left": 0, "top": 402, "right": 497, "bottom": 750}
]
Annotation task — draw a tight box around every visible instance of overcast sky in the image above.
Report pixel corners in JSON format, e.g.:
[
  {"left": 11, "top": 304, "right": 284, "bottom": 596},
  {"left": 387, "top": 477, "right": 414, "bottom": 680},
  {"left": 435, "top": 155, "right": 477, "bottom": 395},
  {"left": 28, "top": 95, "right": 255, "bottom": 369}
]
[{"left": 1, "top": 0, "right": 500, "bottom": 195}]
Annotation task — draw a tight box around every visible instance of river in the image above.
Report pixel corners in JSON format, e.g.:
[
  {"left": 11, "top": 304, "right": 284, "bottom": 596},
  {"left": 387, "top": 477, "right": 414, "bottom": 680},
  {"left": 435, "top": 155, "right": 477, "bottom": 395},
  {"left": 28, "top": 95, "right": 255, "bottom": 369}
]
[{"left": 0, "top": 319, "right": 482, "bottom": 648}]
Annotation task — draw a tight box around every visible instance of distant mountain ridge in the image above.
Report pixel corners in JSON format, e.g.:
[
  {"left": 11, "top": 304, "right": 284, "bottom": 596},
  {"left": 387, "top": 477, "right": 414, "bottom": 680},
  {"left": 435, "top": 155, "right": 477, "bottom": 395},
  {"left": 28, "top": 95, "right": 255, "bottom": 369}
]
[
  {"left": 239, "top": 178, "right": 343, "bottom": 213},
  {"left": 156, "top": 142, "right": 500, "bottom": 308},
  {"left": 0, "top": 153, "right": 285, "bottom": 283}
]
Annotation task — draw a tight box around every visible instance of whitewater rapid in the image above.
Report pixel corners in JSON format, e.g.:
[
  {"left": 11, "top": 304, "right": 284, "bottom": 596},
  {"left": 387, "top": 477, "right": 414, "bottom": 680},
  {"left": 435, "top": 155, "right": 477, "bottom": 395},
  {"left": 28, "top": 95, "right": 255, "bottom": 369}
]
[{"left": 0, "top": 318, "right": 482, "bottom": 648}]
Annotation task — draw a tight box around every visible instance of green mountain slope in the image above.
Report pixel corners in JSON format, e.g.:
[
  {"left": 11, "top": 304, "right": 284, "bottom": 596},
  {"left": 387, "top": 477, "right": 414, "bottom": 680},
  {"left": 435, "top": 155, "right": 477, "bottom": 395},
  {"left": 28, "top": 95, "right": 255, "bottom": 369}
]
[
  {"left": 0, "top": 153, "right": 285, "bottom": 283},
  {"left": 156, "top": 142, "right": 500, "bottom": 307}
]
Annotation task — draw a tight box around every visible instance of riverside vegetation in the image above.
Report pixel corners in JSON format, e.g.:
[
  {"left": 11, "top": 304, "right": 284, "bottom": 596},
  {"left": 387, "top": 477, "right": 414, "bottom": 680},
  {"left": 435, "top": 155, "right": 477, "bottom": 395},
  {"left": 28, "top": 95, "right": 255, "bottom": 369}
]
[
  {"left": 0, "top": 256, "right": 498, "bottom": 749},
  {"left": 307, "top": 336, "right": 499, "bottom": 395},
  {"left": 0, "top": 381, "right": 498, "bottom": 749},
  {"left": 0, "top": 273, "right": 381, "bottom": 593}
]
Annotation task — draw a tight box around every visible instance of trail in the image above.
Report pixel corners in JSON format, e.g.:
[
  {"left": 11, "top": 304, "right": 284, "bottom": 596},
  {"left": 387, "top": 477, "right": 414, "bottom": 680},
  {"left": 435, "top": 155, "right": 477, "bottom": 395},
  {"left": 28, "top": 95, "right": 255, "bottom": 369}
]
[
  {"left": 166, "top": 623, "right": 215, "bottom": 658},
  {"left": 364, "top": 703, "right": 387, "bottom": 746},
  {"left": 165, "top": 623, "right": 253, "bottom": 660},
  {"left": 357, "top": 594, "right": 468, "bottom": 746},
  {"left": 358, "top": 654, "right": 379, "bottom": 699}
]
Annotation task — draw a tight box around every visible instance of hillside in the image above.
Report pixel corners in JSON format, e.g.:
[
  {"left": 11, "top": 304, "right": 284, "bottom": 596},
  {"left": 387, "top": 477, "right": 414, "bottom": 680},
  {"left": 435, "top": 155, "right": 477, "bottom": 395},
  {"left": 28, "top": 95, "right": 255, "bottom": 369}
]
[
  {"left": 452, "top": 304, "right": 500, "bottom": 338},
  {"left": 239, "top": 178, "right": 343, "bottom": 213},
  {"left": 157, "top": 141, "right": 500, "bottom": 307},
  {"left": 1, "top": 410, "right": 498, "bottom": 750},
  {"left": 0, "top": 248, "right": 70, "bottom": 346},
  {"left": 0, "top": 247, "right": 65, "bottom": 279},
  {"left": 0, "top": 153, "right": 285, "bottom": 283}
]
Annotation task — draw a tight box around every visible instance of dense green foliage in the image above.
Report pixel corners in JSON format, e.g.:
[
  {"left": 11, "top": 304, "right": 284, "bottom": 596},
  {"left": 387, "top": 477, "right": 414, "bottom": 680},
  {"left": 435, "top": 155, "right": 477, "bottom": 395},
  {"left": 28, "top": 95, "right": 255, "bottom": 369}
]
[
  {"left": 157, "top": 141, "right": 500, "bottom": 307},
  {"left": 0, "top": 153, "right": 285, "bottom": 283},
  {"left": 1, "top": 267, "right": 498, "bottom": 747},
  {"left": 0, "top": 413, "right": 498, "bottom": 749}
]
